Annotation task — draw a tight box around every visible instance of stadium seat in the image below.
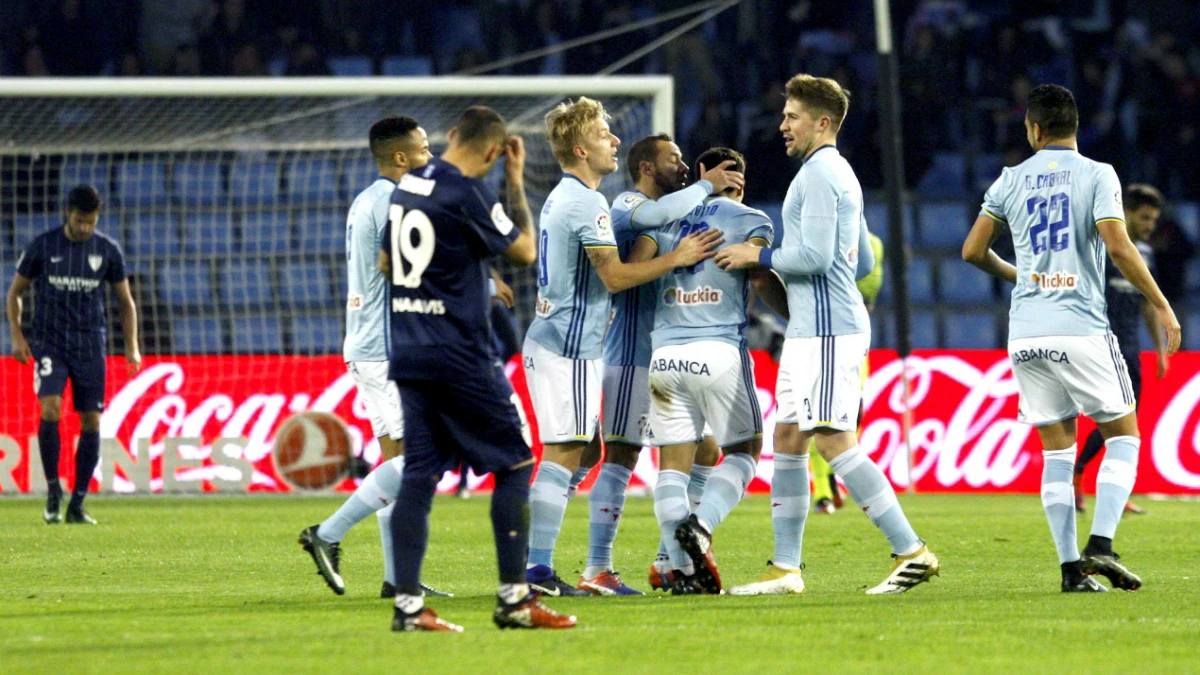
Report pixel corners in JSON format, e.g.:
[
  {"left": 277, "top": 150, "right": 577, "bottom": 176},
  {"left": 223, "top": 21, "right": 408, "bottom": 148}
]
[
  {"left": 174, "top": 161, "right": 224, "bottom": 207},
  {"left": 287, "top": 158, "right": 339, "bottom": 204},
  {"left": 125, "top": 214, "right": 181, "bottom": 258},
  {"left": 864, "top": 201, "right": 914, "bottom": 246},
  {"left": 289, "top": 314, "right": 342, "bottom": 355},
  {"left": 907, "top": 256, "right": 935, "bottom": 305},
  {"left": 297, "top": 209, "right": 344, "bottom": 254},
  {"left": 1171, "top": 201, "right": 1200, "bottom": 241},
  {"left": 158, "top": 261, "right": 212, "bottom": 310},
  {"left": 342, "top": 154, "right": 379, "bottom": 199},
  {"left": 916, "top": 153, "right": 967, "bottom": 198},
  {"left": 220, "top": 260, "right": 275, "bottom": 309},
  {"left": 942, "top": 312, "right": 998, "bottom": 349},
  {"left": 748, "top": 203, "right": 783, "bottom": 231},
  {"left": 117, "top": 159, "right": 169, "bottom": 207},
  {"left": 183, "top": 213, "right": 235, "bottom": 256},
  {"left": 279, "top": 261, "right": 334, "bottom": 308},
  {"left": 381, "top": 56, "right": 433, "bottom": 76},
  {"left": 12, "top": 213, "right": 60, "bottom": 250},
  {"left": 60, "top": 159, "right": 110, "bottom": 204},
  {"left": 174, "top": 317, "right": 224, "bottom": 354},
  {"left": 938, "top": 258, "right": 993, "bottom": 303},
  {"left": 328, "top": 56, "right": 373, "bottom": 76},
  {"left": 972, "top": 154, "right": 1004, "bottom": 191},
  {"left": 917, "top": 202, "right": 971, "bottom": 251},
  {"left": 267, "top": 56, "right": 287, "bottom": 77},
  {"left": 1185, "top": 312, "right": 1200, "bottom": 351},
  {"left": 1186, "top": 259, "right": 1200, "bottom": 294},
  {"left": 229, "top": 160, "right": 281, "bottom": 205},
  {"left": 231, "top": 315, "right": 284, "bottom": 354},
  {"left": 911, "top": 310, "right": 939, "bottom": 349},
  {"left": 240, "top": 211, "right": 292, "bottom": 254}
]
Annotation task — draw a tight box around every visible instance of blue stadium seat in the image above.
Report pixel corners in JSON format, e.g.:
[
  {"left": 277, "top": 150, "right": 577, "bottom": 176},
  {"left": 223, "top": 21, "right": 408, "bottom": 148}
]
[
  {"left": 289, "top": 314, "right": 342, "bottom": 355},
  {"left": 917, "top": 202, "right": 971, "bottom": 251},
  {"left": 220, "top": 260, "right": 275, "bottom": 309},
  {"left": 1171, "top": 201, "right": 1200, "bottom": 241},
  {"left": 1186, "top": 259, "right": 1200, "bottom": 294},
  {"left": 12, "top": 214, "right": 60, "bottom": 251},
  {"left": 241, "top": 211, "right": 292, "bottom": 254},
  {"left": 174, "top": 317, "right": 224, "bottom": 354},
  {"left": 126, "top": 214, "right": 180, "bottom": 258},
  {"left": 1186, "top": 312, "right": 1200, "bottom": 351},
  {"left": 972, "top": 153, "right": 1004, "bottom": 191},
  {"left": 864, "top": 201, "right": 914, "bottom": 246},
  {"left": 158, "top": 261, "right": 212, "bottom": 310},
  {"left": 297, "top": 209, "right": 344, "bottom": 254},
  {"left": 117, "top": 159, "right": 169, "bottom": 207},
  {"left": 906, "top": 257, "right": 935, "bottom": 304},
  {"left": 279, "top": 261, "right": 333, "bottom": 308},
  {"left": 328, "top": 56, "right": 373, "bottom": 76},
  {"left": 342, "top": 154, "right": 378, "bottom": 199},
  {"left": 911, "top": 310, "right": 939, "bottom": 349},
  {"left": 748, "top": 203, "right": 783, "bottom": 232},
  {"left": 943, "top": 312, "right": 997, "bottom": 349},
  {"left": 381, "top": 56, "right": 434, "bottom": 76},
  {"left": 183, "top": 213, "right": 235, "bottom": 256},
  {"left": 287, "top": 158, "right": 339, "bottom": 204},
  {"left": 174, "top": 161, "right": 224, "bottom": 206},
  {"left": 229, "top": 160, "right": 281, "bottom": 205},
  {"left": 231, "top": 315, "right": 284, "bottom": 354},
  {"left": 60, "top": 160, "right": 110, "bottom": 204},
  {"left": 938, "top": 258, "right": 993, "bottom": 303},
  {"left": 268, "top": 56, "right": 287, "bottom": 77},
  {"left": 916, "top": 152, "right": 966, "bottom": 198}
]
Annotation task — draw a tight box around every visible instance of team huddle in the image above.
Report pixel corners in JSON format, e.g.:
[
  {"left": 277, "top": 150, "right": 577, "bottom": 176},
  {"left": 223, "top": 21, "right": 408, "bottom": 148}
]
[{"left": 6, "top": 70, "right": 1176, "bottom": 634}]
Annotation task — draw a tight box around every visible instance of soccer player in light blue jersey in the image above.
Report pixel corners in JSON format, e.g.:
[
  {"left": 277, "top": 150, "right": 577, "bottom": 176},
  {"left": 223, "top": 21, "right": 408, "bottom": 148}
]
[
  {"left": 963, "top": 84, "right": 1180, "bottom": 593},
  {"left": 629, "top": 147, "right": 788, "bottom": 594},
  {"left": 300, "top": 116, "right": 449, "bottom": 599},
  {"left": 718, "top": 75, "right": 938, "bottom": 595},
  {"left": 522, "top": 97, "right": 722, "bottom": 596},
  {"left": 602, "top": 133, "right": 744, "bottom": 592}
]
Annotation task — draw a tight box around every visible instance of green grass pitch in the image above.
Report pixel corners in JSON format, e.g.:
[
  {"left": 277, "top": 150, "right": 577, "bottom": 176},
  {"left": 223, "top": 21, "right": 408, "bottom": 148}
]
[{"left": 1, "top": 493, "right": 1198, "bottom": 674}]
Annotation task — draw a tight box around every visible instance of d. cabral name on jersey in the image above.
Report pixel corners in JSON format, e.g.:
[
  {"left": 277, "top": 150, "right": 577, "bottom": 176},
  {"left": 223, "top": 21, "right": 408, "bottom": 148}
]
[{"left": 662, "top": 285, "right": 722, "bottom": 306}]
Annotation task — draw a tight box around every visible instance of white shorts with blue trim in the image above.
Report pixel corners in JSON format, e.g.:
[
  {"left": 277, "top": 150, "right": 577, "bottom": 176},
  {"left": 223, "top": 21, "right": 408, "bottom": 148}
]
[
  {"left": 602, "top": 364, "right": 652, "bottom": 446},
  {"left": 347, "top": 360, "right": 403, "bottom": 440},
  {"left": 523, "top": 337, "right": 602, "bottom": 444},
  {"left": 776, "top": 333, "right": 869, "bottom": 432},
  {"left": 1007, "top": 334, "right": 1136, "bottom": 427},
  {"left": 647, "top": 341, "right": 763, "bottom": 448}
]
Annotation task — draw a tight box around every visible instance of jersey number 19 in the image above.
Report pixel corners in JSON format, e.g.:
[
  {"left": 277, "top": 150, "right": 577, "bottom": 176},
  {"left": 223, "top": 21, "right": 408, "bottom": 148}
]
[{"left": 389, "top": 204, "right": 435, "bottom": 288}]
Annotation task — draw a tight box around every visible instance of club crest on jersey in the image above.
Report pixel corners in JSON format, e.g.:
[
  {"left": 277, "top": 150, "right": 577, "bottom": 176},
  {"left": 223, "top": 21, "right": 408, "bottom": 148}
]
[
  {"left": 662, "top": 286, "right": 722, "bottom": 306},
  {"left": 595, "top": 213, "right": 612, "bottom": 238},
  {"left": 88, "top": 254, "right": 102, "bottom": 271},
  {"left": 1030, "top": 271, "right": 1078, "bottom": 291}
]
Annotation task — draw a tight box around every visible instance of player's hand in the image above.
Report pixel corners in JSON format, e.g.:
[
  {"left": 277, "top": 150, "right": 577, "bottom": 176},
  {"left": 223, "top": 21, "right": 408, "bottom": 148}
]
[
  {"left": 126, "top": 348, "right": 142, "bottom": 376},
  {"left": 1157, "top": 351, "right": 1170, "bottom": 379},
  {"left": 492, "top": 277, "right": 516, "bottom": 309},
  {"left": 699, "top": 160, "right": 744, "bottom": 194},
  {"left": 1157, "top": 304, "right": 1181, "bottom": 356},
  {"left": 672, "top": 228, "right": 724, "bottom": 268},
  {"left": 504, "top": 135, "right": 526, "bottom": 178},
  {"left": 11, "top": 334, "right": 31, "bottom": 365},
  {"left": 714, "top": 242, "right": 764, "bottom": 271}
]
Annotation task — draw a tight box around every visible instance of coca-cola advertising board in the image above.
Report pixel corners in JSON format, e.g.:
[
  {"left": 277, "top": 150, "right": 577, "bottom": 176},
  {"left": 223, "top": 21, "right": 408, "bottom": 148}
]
[{"left": 1, "top": 350, "right": 1199, "bottom": 495}]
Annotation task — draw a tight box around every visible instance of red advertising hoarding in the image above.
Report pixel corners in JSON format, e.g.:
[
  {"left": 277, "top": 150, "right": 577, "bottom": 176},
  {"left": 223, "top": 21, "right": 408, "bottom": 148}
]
[{"left": 1, "top": 350, "right": 1198, "bottom": 495}]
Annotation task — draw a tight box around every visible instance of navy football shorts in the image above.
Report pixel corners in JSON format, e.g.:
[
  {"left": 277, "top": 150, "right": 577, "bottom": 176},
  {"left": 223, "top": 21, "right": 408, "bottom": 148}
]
[
  {"left": 32, "top": 343, "right": 107, "bottom": 413},
  {"left": 396, "top": 361, "right": 532, "bottom": 480}
]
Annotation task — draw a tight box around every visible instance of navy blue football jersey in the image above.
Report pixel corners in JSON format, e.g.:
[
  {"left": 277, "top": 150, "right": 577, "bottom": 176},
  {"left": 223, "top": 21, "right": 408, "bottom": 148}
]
[
  {"left": 16, "top": 226, "right": 126, "bottom": 354},
  {"left": 382, "top": 158, "right": 520, "bottom": 379}
]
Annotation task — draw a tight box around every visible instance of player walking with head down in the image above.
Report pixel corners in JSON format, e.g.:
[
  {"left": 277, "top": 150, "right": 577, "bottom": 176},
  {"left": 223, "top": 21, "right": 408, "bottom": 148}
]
[
  {"left": 521, "top": 97, "right": 722, "bottom": 596},
  {"left": 7, "top": 185, "right": 140, "bottom": 525},
  {"left": 964, "top": 84, "right": 1180, "bottom": 592},
  {"left": 717, "top": 74, "right": 938, "bottom": 596},
  {"left": 382, "top": 106, "right": 572, "bottom": 631}
]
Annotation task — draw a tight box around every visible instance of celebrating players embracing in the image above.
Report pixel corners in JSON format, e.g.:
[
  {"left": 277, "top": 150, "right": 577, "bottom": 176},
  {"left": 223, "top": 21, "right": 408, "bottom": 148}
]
[{"left": 963, "top": 84, "right": 1180, "bottom": 592}]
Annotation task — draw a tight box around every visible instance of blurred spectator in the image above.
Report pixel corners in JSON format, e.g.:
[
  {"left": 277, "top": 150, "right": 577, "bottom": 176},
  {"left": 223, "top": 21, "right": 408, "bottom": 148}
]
[
  {"left": 687, "top": 99, "right": 736, "bottom": 168},
  {"left": 285, "top": 41, "right": 331, "bottom": 76},
  {"left": 34, "top": 0, "right": 106, "bottom": 75},
  {"left": 1148, "top": 215, "right": 1195, "bottom": 303},
  {"left": 139, "top": 0, "right": 209, "bottom": 74},
  {"left": 170, "top": 43, "right": 203, "bottom": 77},
  {"left": 199, "top": 0, "right": 262, "bottom": 75},
  {"left": 742, "top": 80, "right": 792, "bottom": 202},
  {"left": 231, "top": 42, "right": 268, "bottom": 77}
]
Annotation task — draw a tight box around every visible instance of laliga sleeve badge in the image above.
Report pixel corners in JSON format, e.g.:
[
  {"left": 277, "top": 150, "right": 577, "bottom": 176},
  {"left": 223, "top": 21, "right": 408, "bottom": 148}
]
[
  {"left": 595, "top": 212, "right": 613, "bottom": 239},
  {"left": 492, "top": 203, "right": 515, "bottom": 235}
]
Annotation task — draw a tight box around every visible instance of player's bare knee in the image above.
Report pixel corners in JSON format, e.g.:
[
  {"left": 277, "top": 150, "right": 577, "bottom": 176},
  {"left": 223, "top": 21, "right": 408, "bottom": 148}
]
[
  {"left": 79, "top": 412, "right": 101, "bottom": 433},
  {"left": 694, "top": 436, "right": 721, "bottom": 466},
  {"left": 813, "top": 428, "right": 856, "bottom": 462},
  {"left": 604, "top": 442, "right": 639, "bottom": 470},
  {"left": 39, "top": 397, "right": 62, "bottom": 423},
  {"left": 773, "top": 423, "right": 802, "bottom": 454},
  {"left": 379, "top": 436, "right": 403, "bottom": 460},
  {"left": 1097, "top": 412, "right": 1140, "bottom": 441},
  {"left": 542, "top": 440, "right": 586, "bottom": 471},
  {"left": 579, "top": 435, "right": 603, "bottom": 468},
  {"left": 725, "top": 438, "right": 762, "bottom": 461}
]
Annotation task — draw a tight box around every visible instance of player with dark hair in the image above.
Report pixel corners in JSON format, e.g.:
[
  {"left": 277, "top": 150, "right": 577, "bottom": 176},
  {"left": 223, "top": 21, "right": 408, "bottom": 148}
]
[
  {"left": 964, "top": 84, "right": 1180, "bottom": 592},
  {"left": 7, "top": 185, "right": 140, "bottom": 525},
  {"left": 382, "top": 106, "right": 573, "bottom": 631},
  {"left": 1073, "top": 183, "right": 1170, "bottom": 515}
]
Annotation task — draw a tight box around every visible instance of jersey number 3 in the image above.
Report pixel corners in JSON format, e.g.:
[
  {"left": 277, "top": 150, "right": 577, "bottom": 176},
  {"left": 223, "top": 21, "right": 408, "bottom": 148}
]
[
  {"left": 1026, "top": 193, "right": 1070, "bottom": 255},
  {"left": 388, "top": 205, "right": 435, "bottom": 288}
]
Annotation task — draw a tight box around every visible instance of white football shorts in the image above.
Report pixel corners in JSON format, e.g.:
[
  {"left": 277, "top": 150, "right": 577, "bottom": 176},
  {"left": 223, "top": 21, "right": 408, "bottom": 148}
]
[
  {"left": 523, "top": 337, "right": 601, "bottom": 444},
  {"left": 775, "top": 333, "right": 870, "bottom": 432},
  {"left": 602, "top": 363, "right": 652, "bottom": 447},
  {"left": 647, "top": 341, "right": 763, "bottom": 447},
  {"left": 1008, "top": 333, "right": 1136, "bottom": 427},
  {"left": 347, "top": 360, "right": 403, "bottom": 440}
]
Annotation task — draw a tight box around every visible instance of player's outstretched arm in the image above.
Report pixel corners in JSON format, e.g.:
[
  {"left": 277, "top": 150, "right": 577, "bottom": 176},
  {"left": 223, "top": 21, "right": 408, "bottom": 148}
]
[
  {"left": 1098, "top": 219, "right": 1181, "bottom": 355},
  {"left": 6, "top": 273, "right": 32, "bottom": 364},
  {"left": 961, "top": 214, "right": 1018, "bottom": 283},
  {"left": 587, "top": 228, "right": 724, "bottom": 294},
  {"left": 113, "top": 279, "right": 142, "bottom": 374},
  {"left": 500, "top": 135, "right": 537, "bottom": 267},
  {"left": 1142, "top": 300, "right": 1170, "bottom": 378},
  {"left": 628, "top": 161, "right": 744, "bottom": 231}
]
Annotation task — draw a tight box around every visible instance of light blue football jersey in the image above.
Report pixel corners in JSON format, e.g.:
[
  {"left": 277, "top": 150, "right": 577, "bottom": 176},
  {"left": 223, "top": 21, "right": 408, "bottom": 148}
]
[
  {"left": 762, "top": 145, "right": 872, "bottom": 338},
  {"left": 525, "top": 174, "right": 618, "bottom": 360},
  {"left": 343, "top": 177, "right": 396, "bottom": 362},
  {"left": 603, "top": 180, "right": 712, "bottom": 367},
  {"left": 980, "top": 146, "right": 1124, "bottom": 340},
  {"left": 648, "top": 196, "right": 774, "bottom": 350}
]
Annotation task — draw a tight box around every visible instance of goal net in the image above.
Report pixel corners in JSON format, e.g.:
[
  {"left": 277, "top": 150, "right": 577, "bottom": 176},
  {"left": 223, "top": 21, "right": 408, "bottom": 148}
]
[{"left": 0, "top": 76, "right": 671, "bottom": 494}]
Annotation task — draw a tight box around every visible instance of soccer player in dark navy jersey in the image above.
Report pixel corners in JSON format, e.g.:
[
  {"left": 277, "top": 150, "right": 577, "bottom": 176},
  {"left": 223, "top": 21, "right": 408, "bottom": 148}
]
[
  {"left": 6, "top": 185, "right": 141, "bottom": 525},
  {"left": 378, "top": 106, "right": 575, "bottom": 632}
]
